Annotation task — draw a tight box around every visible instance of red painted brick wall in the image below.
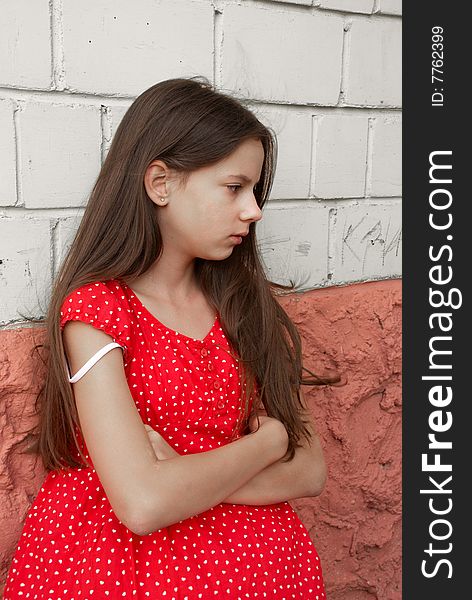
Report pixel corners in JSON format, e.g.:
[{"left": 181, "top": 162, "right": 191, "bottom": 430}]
[{"left": 0, "top": 280, "right": 401, "bottom": 599}]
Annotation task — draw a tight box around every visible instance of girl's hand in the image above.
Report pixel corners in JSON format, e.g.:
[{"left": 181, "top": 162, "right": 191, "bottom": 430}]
[
  {"left": 144, "top": 424, "right": 180, "bottom": 461},
  {"left": 248, "top": 413, "right": 289, "bottom": 459}
]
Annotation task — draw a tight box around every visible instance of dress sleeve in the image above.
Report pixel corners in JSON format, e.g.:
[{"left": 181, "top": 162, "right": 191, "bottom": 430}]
[{"left": 60, "top": 281, "right": 131, "bottom": 360}]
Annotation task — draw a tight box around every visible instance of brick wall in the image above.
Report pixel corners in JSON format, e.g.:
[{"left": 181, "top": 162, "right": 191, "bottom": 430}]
[{"left": 0, "top": 0, "right": 401, "bottom": 323}]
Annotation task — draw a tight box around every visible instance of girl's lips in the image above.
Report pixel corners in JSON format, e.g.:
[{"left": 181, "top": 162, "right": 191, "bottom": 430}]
[{"left": 229, "top": 235, "right": 243, "bottom": 244}]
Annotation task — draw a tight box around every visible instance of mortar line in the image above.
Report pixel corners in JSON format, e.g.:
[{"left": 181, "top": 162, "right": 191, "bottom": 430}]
[
  {"left": 0, "top": 85, "right": 402, "bottom": 111},
  {"left": 100, "top": 105, "right": 112, "bottom": 164},
  {"left": 327, "top": 207, "right": 337, "bottom": 282},
  {"left": 212, "top": 2, "right": 224, "bottom": 87},
  {"left": 1, "top": 206, "right": 86, "bottom": 218},
  {"left": 50, "top": 218, "right": 59, "bottom": 280},
  {"left": 339, "top": 18, "right": 352, "bottom": 106},
  {"left": 12, "top": 101, "right": 22, "bottom": 207},
  {"left": 308, "top": 115, "right": 320, "bottom": 198},
  {"left": 50, "top": 0, "right": 65, "bottom": 90},
  {"left": 364, "top": 117, "right": 375, "bottom": 197},
  {"left": 245, "top": 0, "right": 400, "bottom": 20}
]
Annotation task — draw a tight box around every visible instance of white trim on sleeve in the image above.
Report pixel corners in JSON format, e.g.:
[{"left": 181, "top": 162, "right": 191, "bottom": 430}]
[{"left": 66, "top": 342, "right": 124, "bottom": 383}]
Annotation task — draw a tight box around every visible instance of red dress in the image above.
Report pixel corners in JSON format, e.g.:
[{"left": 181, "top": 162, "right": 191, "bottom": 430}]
[{"left": 4, "top": 279, "right": 326, "bottom": 599}]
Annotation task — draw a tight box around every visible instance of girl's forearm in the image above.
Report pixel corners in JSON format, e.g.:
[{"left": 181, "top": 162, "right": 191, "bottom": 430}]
[
  {"left": 222, "top": 435, "right": 327, "bottom": 505},
  {"left": 133, "top": 426, "right": 285, "bottom": 535}
]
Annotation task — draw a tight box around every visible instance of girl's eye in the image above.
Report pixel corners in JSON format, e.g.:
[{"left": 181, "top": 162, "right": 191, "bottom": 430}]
[{"left": 227, "top": 185, "right": 241, "bottom": 193}]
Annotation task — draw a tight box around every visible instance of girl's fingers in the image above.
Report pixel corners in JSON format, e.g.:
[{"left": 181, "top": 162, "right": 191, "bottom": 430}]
[
  {"left": 248, "top": 413, "right": 262, "bottom": 432},
  {"left": 143, "top": 424, "right": 180, "bottom": 460}
]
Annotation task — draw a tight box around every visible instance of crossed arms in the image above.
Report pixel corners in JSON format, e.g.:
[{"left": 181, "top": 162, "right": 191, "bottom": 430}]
[{"left": 64, "top": 320, "right": 327, "bottom": 535}]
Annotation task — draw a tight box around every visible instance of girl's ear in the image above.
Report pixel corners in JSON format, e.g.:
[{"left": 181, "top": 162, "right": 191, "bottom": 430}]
[{"left": 144, "top": 160, "right": 171, "bottom": 206}]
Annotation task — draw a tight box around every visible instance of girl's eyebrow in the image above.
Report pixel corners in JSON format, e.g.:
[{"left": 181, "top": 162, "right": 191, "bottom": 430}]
[{"left": 226, "top": 174, "right": 260, "bottom": 184}]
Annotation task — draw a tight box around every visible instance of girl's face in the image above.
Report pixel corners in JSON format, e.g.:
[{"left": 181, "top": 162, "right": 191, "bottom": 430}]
[{"left": 146, "top": 138, "right": 265, "bottom": 261}]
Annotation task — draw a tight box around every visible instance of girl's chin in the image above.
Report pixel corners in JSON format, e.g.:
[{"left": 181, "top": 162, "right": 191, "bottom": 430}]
[{"left": 196, "top": 246, "right": 236, "bottom": 261}]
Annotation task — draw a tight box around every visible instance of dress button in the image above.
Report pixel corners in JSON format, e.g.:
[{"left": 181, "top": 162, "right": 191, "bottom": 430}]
[
  {"left": 201, "top": 348, "right": 209, "bottom": 357},
  {"left": 213, "top": 380, "right": 221, "bottom": 390},
  {"left": 207, "top": 362, "right": 214, "bottom": 371},
  {"left": 217, "top": 400, "right": 225, "bottom": 410}
]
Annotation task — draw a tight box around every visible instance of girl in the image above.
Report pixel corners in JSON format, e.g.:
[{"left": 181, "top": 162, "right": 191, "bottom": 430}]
[{"left": 4, "top": 76, "right": 337, "bottom": 599}]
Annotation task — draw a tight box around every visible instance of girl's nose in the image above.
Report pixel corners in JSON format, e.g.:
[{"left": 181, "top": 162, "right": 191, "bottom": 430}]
[{"left": 243, "top": 193, "right": 263, "bottom": 223}]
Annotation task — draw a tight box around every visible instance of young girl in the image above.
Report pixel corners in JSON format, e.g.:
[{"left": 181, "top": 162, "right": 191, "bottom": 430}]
[{"left": 4, "top": 77, "right": 336, "bottom": 599}]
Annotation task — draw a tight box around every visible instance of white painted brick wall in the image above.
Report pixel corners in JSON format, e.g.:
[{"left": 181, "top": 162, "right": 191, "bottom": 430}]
[
  {"left": 256, "top": 204, "right": 329, "bottom": 288},
  {"left": 0, "top": 218, "right": 52, "bottom": 324},
  {"left": 0, "top": 99, "right": 17, "bottom": 206},
  {"left": 312, "top": 115, "right": 369, "bottom": 198},
  {"left": 332, "top": 202, "right": 401, "bottom": 281},
  {"left": 108, "top": 104, "right": 133, "bottom": 140},
  {"left": 379, "top": 0, "right": 402, "bottom": 16},
  {"left": 269, "top": 0, "right": 312, "bottom": 6},
  {"left": 19, "top": 102, "right": 102, "bottom": 208},
  {"left": 252, "top": 105, "right": 313, "bottom": 199},
  {"left": 221, "top": 4, "right": 344, "bottom": 106},
  {"left": 0, "top": 0, "right": 51, "bottom": 89},
  {"left": 346, "top": 18, "right": 402, "bottom": 106},
  {"left": 319, "top": 0, "right": 374, "bottom": 14},
  {"left": 370, "top": 116, "right": 401, "bottom": 196},
  {"left": 55, "top": 214, "right": 83, "bottom": 269},
  {"left": 0, "top": 0, "right": 401, "bottom": 323},
  {"left": 63, "top": 0, "right": 214, "bottom": 95}
]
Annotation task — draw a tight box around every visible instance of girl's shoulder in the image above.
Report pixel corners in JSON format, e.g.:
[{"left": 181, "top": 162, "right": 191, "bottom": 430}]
[
  {"left": 60, "top": 279, "right": 132, "bottom": 351},
  {"left": 60, "top": 279, "right": 127, "bottom": 314}
]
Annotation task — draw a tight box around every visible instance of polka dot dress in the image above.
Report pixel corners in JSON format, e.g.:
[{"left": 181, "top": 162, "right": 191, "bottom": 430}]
[{"left": 4, "top": 279, "right": 326, "bottom": 599}]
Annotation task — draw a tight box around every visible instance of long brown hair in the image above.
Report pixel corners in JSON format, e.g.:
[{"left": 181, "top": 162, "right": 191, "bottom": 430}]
[{"left": 25, "top": 76, "right": 339, "bottom": 471}]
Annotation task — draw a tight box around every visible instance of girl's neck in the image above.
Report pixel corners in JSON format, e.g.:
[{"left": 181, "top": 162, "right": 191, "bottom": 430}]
[{"left": 123, "top": 264, "right": 201, "bottom": 307}]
